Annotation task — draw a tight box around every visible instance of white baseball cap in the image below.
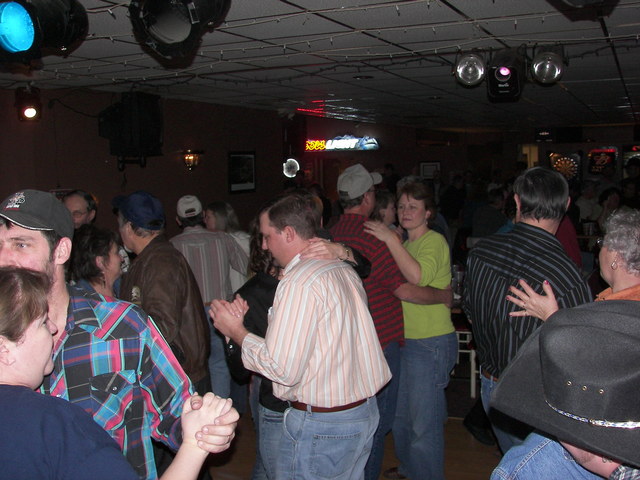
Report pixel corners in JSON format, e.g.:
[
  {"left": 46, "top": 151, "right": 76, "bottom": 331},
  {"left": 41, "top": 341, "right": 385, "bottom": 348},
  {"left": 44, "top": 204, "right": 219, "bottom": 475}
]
[
  {"left": 337, "top": 164, "right": 382, "bottom": 199},
  {"left": 176, "top": 195, "right": 202, "bottom": 218}
]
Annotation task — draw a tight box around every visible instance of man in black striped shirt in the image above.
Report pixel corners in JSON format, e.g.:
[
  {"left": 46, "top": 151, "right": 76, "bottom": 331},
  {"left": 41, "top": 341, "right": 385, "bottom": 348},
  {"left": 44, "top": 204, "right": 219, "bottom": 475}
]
[{"left": 463, "top": 167, "right": 591, "bottom": 454}]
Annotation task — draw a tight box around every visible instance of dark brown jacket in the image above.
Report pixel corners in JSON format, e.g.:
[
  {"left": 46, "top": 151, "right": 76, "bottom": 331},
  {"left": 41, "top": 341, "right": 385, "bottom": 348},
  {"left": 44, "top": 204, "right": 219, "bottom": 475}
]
[{"left": 120, "top": 235, "right": 210, "bottom": 384}]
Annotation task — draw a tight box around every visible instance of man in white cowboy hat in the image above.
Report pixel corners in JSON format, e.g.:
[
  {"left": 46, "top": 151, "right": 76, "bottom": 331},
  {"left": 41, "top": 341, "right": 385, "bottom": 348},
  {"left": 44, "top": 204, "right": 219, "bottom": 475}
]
[{"left": 490, "top": 300, "right": 640, "bottom": 480}]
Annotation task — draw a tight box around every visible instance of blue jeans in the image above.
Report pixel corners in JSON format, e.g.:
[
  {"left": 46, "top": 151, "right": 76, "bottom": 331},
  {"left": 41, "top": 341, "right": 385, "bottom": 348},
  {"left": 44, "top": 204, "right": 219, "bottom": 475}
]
[
  {"left": 365, "top": 341, "right": 400, "bottom": 480},
  {"left": 277, "top": 398, "right": 379, "bottom": 480},
  {"left": 481, "top": 371, "right": 526, "bottom": 454},
  {"left": 491, "top": 432, "right": 601, "bottom": 480},
  {"left": 393, "top": 333, "right": 458, "bottom": 480},
  {"left": 249, "top": 376, "right": 268, "bottom": 480},
  {"left": 207, "top": 319, "right": 231, "bottom": 398},
  {"left": 258, "top": 404, "right": 285, "bottom": 479}
]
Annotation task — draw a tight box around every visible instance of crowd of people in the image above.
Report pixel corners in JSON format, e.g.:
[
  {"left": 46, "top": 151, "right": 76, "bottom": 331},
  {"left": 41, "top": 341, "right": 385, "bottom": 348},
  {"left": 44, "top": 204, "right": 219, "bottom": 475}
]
[{"left": 0, "top": 156, "right": 638, "bottom": 480}]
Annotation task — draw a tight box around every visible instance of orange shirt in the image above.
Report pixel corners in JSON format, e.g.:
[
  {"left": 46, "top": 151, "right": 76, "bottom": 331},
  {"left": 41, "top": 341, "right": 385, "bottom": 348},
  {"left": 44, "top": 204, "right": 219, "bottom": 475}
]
[{"left": 596, "top": 283, "right": 640, "bottom": 302}]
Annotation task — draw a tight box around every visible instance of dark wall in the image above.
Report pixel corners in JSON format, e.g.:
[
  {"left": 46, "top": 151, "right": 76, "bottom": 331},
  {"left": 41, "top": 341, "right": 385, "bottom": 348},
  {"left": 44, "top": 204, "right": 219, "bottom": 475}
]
[
  {"left": 0, "top": 88, "right": 284, "bottom": 237},
  {"left": 2, "top": 88, "right": 635, "bottom": 237}
]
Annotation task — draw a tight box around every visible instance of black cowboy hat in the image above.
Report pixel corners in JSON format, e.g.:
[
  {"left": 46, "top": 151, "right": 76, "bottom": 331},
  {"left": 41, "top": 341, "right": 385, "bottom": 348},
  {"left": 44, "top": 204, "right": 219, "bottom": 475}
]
[{"left": 491, "top": 300, "right": 640, "bottom": 467}]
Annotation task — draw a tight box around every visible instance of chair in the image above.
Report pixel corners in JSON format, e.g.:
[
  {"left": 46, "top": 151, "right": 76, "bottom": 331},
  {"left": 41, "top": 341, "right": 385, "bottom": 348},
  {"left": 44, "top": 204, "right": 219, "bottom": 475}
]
[{"left": 452, "top": 311, "right": 478, "bottom": 398}]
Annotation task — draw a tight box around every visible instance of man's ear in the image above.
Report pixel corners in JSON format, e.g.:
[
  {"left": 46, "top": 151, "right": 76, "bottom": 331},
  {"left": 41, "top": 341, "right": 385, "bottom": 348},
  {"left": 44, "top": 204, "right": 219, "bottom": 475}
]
[
  {"left": 54, "top": 237, "right": 72, "bottom": 265},
  {"left": 88, "top": 210, "right": 96, "bottom": 223},
  {"left": 283, "top": 225, "right": 296, "bottom": 243},
  {"left": 176, "top": 216, "right": 182, "bottom": 227},
  {"left": 513, "top": 194, "right": 522, "bottom": 222},
  {"left": 363, "top": 191, "right": 374, "bottom": 207}
]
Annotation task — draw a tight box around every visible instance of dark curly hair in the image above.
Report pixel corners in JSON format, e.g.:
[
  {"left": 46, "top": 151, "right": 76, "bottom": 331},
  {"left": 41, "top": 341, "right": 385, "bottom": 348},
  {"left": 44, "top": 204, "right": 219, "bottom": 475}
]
[
  {"left": 69, "top": 224, "right": 119, "bottom": 284},
  {"left": 248, "top": 217, "right": 277, "bottom": 275}
]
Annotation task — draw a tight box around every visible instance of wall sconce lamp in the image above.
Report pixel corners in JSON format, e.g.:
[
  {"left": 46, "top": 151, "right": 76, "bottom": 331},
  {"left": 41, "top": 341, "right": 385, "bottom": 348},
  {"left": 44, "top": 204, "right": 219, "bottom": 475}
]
[
  {"left": 129, "top": 0, "right": 230, "bottom": 59},
  {"left": 454, "top": 53, "right": 486, "bottom": 87},
  {"left": 183, "top": 149, "right": 203, "bottom": 170},
  {"left": 531, "top": 47, "right": 565, "bottom": 84},
  {"left": 0, "top": 0, "right": 87, "bottom": 63},
  {"left": 15, "top": 85, "right": 42, "bottom": 121}
]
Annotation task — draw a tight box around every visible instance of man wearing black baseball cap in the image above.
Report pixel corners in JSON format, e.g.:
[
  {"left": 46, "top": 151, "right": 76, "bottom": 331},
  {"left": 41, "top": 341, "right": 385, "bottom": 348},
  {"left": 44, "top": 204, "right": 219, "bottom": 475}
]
[
  {"left": 491, "top": 300, "right": 640, "bottom": 480},
  {"left": 0, "top": 189, "right": 238, "bottom": 480}
]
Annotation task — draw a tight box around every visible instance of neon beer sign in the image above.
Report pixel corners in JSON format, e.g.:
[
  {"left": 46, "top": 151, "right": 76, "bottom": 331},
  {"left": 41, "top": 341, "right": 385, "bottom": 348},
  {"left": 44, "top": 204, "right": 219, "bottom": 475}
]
[{"left": 305, "top": 135, "right": 379, "bottom": 151}]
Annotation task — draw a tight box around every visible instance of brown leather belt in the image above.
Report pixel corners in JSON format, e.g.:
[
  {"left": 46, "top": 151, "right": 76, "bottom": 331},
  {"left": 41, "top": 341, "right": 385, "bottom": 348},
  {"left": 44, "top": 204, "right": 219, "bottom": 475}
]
[
  {"left": 290, "top": 398, "right": 366, "bottom": 413},
  {"left": 481, "top": 369, "right": 499, "bottom": 382}
]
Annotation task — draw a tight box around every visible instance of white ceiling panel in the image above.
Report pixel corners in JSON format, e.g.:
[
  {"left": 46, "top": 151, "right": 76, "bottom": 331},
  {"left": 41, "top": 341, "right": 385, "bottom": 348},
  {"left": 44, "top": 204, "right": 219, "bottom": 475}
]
[{"left": 0, "top": 0, "right": 638, "bottom": 129}]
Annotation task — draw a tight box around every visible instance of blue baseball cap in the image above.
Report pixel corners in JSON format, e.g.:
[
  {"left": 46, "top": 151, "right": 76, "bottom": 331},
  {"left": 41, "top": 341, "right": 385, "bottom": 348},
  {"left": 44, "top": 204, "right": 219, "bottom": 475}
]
[{"left": 112, "top": 191, "right": 165, "bottom": 230}]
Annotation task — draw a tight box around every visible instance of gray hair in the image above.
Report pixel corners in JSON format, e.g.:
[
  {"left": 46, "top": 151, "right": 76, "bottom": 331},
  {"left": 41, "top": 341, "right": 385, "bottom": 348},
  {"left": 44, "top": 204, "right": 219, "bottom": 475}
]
[
  {"left": 117, "top": 213, "right": 162, "bottom": 238},
  {"left": 603, "top": 209, "right": 640, "bottom": 274}
]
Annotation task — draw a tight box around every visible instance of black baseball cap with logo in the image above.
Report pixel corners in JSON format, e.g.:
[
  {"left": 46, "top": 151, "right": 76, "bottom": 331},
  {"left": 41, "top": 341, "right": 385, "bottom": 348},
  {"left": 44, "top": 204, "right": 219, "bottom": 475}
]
[{"left": 0, "top": 190, "right": 74, "bottom": 239}]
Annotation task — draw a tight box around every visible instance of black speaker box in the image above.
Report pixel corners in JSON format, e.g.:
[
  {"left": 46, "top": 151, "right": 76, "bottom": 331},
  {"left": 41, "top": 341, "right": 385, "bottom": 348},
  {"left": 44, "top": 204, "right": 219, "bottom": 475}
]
[{"left": 99, "top": 92, "right": 163, "bottom": 158}]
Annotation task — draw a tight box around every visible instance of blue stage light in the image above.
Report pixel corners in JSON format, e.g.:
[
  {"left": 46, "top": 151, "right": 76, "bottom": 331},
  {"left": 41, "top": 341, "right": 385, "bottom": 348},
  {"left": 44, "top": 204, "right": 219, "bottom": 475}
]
[
  {"left": 0, "top": 0, "right": 87, "bottom": 63},
  {"left": 0, "top": 2, "right": 34, "bottom": 53}
]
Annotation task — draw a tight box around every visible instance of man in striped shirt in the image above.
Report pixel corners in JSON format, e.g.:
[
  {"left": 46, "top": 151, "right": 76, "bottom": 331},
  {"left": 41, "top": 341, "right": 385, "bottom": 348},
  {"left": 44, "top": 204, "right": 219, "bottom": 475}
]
[
  {"left": 170, "top": 194, "right": 248, "bottom": 398},
  {"left": 211, "top": 193, "right": 391, "bottom": 480},
  {"left": 463, "top": 167, "right": 591, "bottom": 454},
  {"left": 0, "top": 189, "right": 238, "bottom": 480}
]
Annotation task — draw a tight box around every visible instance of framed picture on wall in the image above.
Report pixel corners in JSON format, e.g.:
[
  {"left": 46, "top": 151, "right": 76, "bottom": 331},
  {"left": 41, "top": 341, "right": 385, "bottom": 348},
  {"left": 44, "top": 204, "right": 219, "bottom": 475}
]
[
  {"left": 420, "top": 162, "right": 440, "bottom": 179},
  {"left": 228, "top": 151, "right": 256, "bottom": 193}
]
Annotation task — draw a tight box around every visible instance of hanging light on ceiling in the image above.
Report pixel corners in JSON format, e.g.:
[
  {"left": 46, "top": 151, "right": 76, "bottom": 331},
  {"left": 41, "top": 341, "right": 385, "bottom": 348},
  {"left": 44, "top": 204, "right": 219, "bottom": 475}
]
[
  {"left": 454, "top": 53, "right": 486, "bottom": 87},
  {"left": 15, "top": 85, "right": 42, "bottom": 121},
  {"left": 0, "top": 0, "right": 87, "bottom": 63},
  {"left": 129, "top": 0, "right": 231, "bottom": 59},
  {"left": 531, "top": 47, "right": 565, "bottom": 84},
  {"left": 487, "top": 47, "right": 525, "bottom": 102}
]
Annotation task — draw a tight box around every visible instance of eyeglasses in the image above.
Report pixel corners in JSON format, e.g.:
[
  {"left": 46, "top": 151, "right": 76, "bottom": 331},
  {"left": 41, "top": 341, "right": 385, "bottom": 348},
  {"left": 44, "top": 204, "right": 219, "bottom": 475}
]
[{"left": 596, "top": 237, "right": 604, "bottom": 247}]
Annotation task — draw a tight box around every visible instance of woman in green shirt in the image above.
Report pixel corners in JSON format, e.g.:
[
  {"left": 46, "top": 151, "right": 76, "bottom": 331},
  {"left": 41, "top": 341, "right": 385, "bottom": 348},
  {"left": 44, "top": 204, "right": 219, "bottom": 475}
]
[{"left": 365, "top": 181, "right": 456, "bottom": 480}]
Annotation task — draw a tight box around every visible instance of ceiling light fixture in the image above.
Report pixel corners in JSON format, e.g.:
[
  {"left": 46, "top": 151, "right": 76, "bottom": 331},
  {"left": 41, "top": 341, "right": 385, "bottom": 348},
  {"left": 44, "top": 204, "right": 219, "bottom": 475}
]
[
  {"left": 0, "top": 0, "right": 87, "bottom": 63},
  {"left": 129, "top": 0, "right": 231, "bottom": 59},
  {"left": 454, "top": 53, "right": 486, "bottom": 87},
  {"left": 15, "top": 85, "right": 42, "bottom": 121},
  {"left": 531, "top": 47, "right": 565, "bottom": 84},
  {"left": 487, "top": 47, "right": 525, "bottom": 102}
]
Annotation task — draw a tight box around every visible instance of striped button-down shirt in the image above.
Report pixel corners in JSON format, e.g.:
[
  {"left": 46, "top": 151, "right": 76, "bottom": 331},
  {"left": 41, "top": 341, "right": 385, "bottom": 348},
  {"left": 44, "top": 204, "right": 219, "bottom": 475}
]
[
  {"left": 41, "top": 286, "right": 193, "bottom": 480},
  {"left": 242, "top": 254, "right": 391, "bottom": 407},
  {"left": 463, "top": 223, "right": 591, "bottom": 378},
  {"left": 611, "top": 465, "right": 640, "bottom": 480},
  {"left": 170, "top": 226, "right": 248, "bottom": 303}
]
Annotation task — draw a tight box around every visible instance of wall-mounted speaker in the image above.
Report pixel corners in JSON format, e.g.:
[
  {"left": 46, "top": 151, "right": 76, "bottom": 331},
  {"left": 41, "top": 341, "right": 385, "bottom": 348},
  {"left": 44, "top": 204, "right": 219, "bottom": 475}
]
[{"left": 99, "top": 92, "right": 163, "bottom": 161}]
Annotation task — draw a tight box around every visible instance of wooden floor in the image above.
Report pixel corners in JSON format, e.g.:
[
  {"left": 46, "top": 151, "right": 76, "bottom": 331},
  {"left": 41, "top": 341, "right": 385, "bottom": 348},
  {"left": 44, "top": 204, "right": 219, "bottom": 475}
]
[{"left": 207, "top": 413, "right": 501, "bottom": 480}]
